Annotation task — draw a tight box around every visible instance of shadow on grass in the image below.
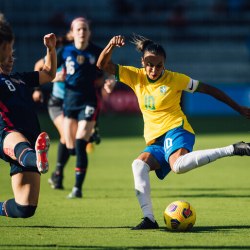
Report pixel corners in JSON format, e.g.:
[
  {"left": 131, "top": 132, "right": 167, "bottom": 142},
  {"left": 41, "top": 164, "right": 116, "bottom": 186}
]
[
  {"left": 3, "top": 225, "right": 250, "bottom": 231},
  {"left": 1, "top": 225, "right": 250, "bottom": 249},
  {"left": 1, "top": 244, "right": 250, "bottom": 249},
  {"left": 160, "top": 225, "right": 250, "bottom": 233}
]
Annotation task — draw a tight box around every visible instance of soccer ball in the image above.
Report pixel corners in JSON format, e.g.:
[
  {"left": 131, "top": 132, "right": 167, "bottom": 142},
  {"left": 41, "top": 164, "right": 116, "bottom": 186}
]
[{"left": 163, "top": 200, "right": 196, "bottom": 232}]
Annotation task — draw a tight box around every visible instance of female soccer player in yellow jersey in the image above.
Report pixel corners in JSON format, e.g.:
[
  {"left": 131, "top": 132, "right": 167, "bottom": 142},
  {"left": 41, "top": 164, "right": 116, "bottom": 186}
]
[{"left": 97, "top": 34, "right": 250, "bottom": 230}]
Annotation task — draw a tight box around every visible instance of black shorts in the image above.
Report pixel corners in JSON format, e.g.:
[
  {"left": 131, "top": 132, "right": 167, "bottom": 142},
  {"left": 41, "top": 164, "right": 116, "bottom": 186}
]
[
  {"left": 64, "top": 105, "right": 99, "bottom": 122},
  {"left": 0, "top": 130, "right": 39, "bottom": 176},
  {"left": 48, "top": 95, "right": 63, "bottom": 121},
  {"left": 10, "top": 162, "right": 40, "bottom": 176}
]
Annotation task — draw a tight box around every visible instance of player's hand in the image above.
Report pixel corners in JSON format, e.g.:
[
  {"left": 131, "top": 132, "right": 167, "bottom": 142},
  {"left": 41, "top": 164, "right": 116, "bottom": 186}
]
[
  {"left": 44, "top": 33, "right": 57, "bottom": 50},
  {"left": 110, "top": 35, "right": 125, "bottom": 48},
  {"left": 239, "top": 106, "right": 250, "bottom": 119},
  {"left": 54, "top": 69, "right": 66, "bottom": 82},
  {"left": 32, "top": 90, "right": 44, "bottom": 103},
  {"left": 104, "top": 77, "right": 116, "bottom": 94}
]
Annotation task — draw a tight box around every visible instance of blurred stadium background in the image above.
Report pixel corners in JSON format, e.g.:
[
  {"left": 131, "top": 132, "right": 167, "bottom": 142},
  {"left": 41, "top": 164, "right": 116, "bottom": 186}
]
[{"left": 0, "top": 0, "right": 249, "bottom": 135}]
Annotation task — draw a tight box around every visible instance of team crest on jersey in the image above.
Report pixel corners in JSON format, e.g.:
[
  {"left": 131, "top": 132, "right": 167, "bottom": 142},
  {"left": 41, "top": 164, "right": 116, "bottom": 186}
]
[
  {"left": 77, "top": 55, "right": 85, "bottom": 64},
  {"left": 89, "top": 55, "right": 96, "bottom": 65},
  {"left": 159, "top": 85, "right": 168, "bottom": 95}
]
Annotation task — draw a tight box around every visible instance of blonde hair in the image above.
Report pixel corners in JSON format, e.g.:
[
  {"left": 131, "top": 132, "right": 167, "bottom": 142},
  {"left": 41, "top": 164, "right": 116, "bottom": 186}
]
[{"left": 70, "top": 17, "right": 90, "bottom": 31}]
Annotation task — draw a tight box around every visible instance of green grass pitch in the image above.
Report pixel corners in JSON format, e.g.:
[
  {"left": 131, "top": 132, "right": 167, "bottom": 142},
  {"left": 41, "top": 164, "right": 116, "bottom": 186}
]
[{"left": 0, "top": 125, "right": 249, "bottom": 249}]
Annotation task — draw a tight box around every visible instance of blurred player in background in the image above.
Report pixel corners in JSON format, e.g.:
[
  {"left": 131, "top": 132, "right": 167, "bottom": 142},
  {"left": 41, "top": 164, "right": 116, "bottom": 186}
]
[
  {"left": 56, "top": 17, "right": 115, "bottom": 198},
  {"left": 34, "top": 27, "right": 115, "bottom": 192},
  {"left": 0, "top": 15, "right": 13, "bottom": 65},
  {"left": 0, "top": 17, "right": 57, "bottom": 218},
  {"left": 97, "top": 34, "right": 250, "bottom": 230},
  {"left": 33, "top": 34, "right": 73, "bottom": 190}
]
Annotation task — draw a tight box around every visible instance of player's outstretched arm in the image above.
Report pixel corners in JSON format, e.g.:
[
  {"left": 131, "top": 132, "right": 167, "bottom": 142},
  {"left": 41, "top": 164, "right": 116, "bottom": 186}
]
[
  {"left": 196, "top": 82, "right": 250, "bottom": 119},
  {"left": 38, "top": 33, "right": 57, "bottom": 84},
  {"left": 96, "top": 35, "right": 125, "bottom": 75}
]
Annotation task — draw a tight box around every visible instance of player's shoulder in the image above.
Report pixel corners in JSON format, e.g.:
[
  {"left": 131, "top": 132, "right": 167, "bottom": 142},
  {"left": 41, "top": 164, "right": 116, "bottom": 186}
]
[
  {"left": 59, "top": 43, "right": 74, "bottom": 53},
  {"left": 165, "top": 69, "right": 190, "bottom": 83},
  {"left": 119, "top": 65, "right": 141, "bottom": 74},
  {"left": 166, "top": 69, "right": 188, "bottom": 78},
  {"left": 11, "top": 71, "right": 38, "bottom": 84}
]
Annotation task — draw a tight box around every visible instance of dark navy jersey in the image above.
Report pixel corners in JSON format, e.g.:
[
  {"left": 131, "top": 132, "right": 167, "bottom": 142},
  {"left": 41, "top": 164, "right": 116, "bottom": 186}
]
[
  {"left": 57, "top": 42, "right": 103, "bottom": 110},
  {"left": 0, "top": 71, "right": 41, "bottom": 144}
]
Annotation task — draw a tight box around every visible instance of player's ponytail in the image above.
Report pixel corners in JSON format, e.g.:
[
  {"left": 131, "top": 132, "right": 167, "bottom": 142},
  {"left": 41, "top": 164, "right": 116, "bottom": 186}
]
[
  {"left": 131, "top": 34, "right": 152, "bottom": 53},
  {"left": 131, "top": 33, "right": 166, "bottom": 61}
]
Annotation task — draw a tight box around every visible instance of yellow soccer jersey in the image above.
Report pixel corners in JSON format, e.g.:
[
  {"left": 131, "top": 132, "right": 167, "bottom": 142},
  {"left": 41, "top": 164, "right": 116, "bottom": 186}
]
[{"left": 116, "top": 65, "right": 199, "bottom": 145}]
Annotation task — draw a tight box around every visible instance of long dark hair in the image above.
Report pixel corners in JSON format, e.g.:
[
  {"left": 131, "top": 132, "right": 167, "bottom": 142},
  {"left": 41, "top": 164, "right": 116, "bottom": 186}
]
[
  {"left": 0, "top": 17, "right": 14, "bottom": 46},
  {"left": 131, "top": 34, "right": 166, "bottom": 60}
]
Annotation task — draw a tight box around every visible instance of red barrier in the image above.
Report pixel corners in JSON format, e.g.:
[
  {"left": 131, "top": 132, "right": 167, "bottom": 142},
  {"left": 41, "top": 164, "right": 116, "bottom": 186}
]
[{"left": 101, "top": 90, "right": 140, "bottom": 113}]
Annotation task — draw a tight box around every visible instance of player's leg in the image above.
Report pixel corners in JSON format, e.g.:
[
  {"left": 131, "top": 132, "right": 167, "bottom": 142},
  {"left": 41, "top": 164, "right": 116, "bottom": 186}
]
[
  {"left": 0, "top": 170, "right": 40, "bottom": 218},
  {"left": 63, "top": 116, "right": 78, "bottom": 155},
  {"left": 170, "top": 141, "right": 250, "bottom": 174},
  {"left": 68, "top": 119, "right": 95, "bottom": 199},
  {"left": 131, "top": 138, "right": 174, "bottom": 230},
  {"left": 3, "top": 131, "right": 50, "bottom": 173},
  {"left": 131, "top": 151, "right": 161, "bottom": 230},
  {"left": 48, "top": 113, "right": 69, "bottom": 189}
]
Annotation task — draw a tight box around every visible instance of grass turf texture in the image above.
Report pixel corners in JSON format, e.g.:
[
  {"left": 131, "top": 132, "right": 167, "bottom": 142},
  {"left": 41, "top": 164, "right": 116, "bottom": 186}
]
[{"left": 0, "top": 114, "right": 249, "bottom": 249}]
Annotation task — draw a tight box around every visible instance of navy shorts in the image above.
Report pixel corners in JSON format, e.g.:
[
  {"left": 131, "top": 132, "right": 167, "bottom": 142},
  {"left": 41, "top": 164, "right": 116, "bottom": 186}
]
[
  {"left": 9, "top": 163, "right": 40, "bottom": 176},
  {"left": 64, "top": 105, "right": 98, "bottom": 122},
  {"left": 143, "top": 126, "right": 195, "bottom": 180},
  {"left": 0, "top": 130, "right": 40, "bottom": 176}
]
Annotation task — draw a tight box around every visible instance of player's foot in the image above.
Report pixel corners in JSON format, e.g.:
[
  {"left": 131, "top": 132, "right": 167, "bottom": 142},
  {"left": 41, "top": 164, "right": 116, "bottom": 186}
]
[
  {"left": 35, "top": 132, "right": 50, "bottom": 174},
  {"left": 233, "top": 141, "right": 250, "bottom": 156},
  {"left": 131, "top": 217, "right": 159, "bottom": 230},
  {"left": 67, "top": 187, "right": 82, "bottom": 199},
  {"left": 89, "top": 128, "right": 101, "bottom": 145},
  {"left": 48, "top": 171, "right": 64, "bottom": 189}
]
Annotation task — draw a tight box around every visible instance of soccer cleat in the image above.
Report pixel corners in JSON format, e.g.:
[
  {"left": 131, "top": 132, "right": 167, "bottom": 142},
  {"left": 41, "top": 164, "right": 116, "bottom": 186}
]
[
  {"left": 233, "top": 141, "right": 250, "bottom": 156},
  {"left": 35, "top": 132, "right": 50, "bottom": 174},
  {"left": 48, "top": 172, "right": 64, "bottom": 189},
  {"left": 67, "top": 187, "right": 82, "bottom": 199},
  {"left": 89, "top": 127, "right": 101, "bottom": 145},
  {"left": 131, "top": 217, "right": 159, "bottom": 230}
]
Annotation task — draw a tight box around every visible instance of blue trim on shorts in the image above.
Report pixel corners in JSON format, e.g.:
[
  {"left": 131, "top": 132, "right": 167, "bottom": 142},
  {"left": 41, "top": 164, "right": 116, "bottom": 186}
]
[{"left": 143, "top": 126, "right": 195, "bottom": 180}]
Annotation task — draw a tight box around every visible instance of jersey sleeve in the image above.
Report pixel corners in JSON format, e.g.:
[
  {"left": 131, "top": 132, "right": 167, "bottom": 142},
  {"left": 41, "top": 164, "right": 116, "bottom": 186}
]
[
  {"left": 184, "top": 79, "right": 199, "bottom": 93},
  {"left": 15, "top": 71, "right": 40, "bottom": 88},
  {"left": 174, "top": 72, "right": 199, "bottom": 93},
  {"left": 116, "top": 65, "right": 139, "bottom": 90}
]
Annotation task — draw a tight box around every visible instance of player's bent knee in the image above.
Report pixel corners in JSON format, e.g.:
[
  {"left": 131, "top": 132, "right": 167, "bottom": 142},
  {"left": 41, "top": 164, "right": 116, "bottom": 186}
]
[
  {"left": 132, "top": 159, "right": 150, "bottom": 175},
  {"left": 16, "top": 204, "right": 37, "bottom": 218},
  {"left": 171, "top": 156, "right": 185, "bottom": 174},
  {"left": 132, "top": 159, "right": 143, "bottom": 173},
  {"left": 6, "top": 199, "right": 37, "bottom": 218}
]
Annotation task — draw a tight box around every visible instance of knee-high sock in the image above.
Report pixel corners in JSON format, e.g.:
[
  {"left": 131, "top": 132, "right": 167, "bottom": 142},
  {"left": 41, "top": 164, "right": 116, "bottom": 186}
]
[
  {"left": 55, "top": 142, "right": 70, "bottom": 175},
  {"left": 132, "top": 159, "right": 155, "bottom": 222},
  {"left": 74, "top": 139, "right": 88, "bottom": 190},
  {"left": 0, "top": 199, "right": 36, "bottom": 218},
  {"left": 14, "top": 142, "right": 36, "bottom": 167},
  {"left": 173, "top": 145, "right": 234, "bottom": 174}
]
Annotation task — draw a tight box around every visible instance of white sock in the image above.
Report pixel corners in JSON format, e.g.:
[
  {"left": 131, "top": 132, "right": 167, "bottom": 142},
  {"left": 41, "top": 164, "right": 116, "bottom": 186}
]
[
  {"left": 132, "top": 159, "right": 155, "bottom": 222},
  {"left": 173, "top": 145, "right": 234, "bottom": 174}
]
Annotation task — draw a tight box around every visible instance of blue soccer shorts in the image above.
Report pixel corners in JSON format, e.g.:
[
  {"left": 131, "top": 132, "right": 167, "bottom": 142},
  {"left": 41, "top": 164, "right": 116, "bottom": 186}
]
[{"left": 143, "top": 126, "right": 195, "bottom": 180}]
